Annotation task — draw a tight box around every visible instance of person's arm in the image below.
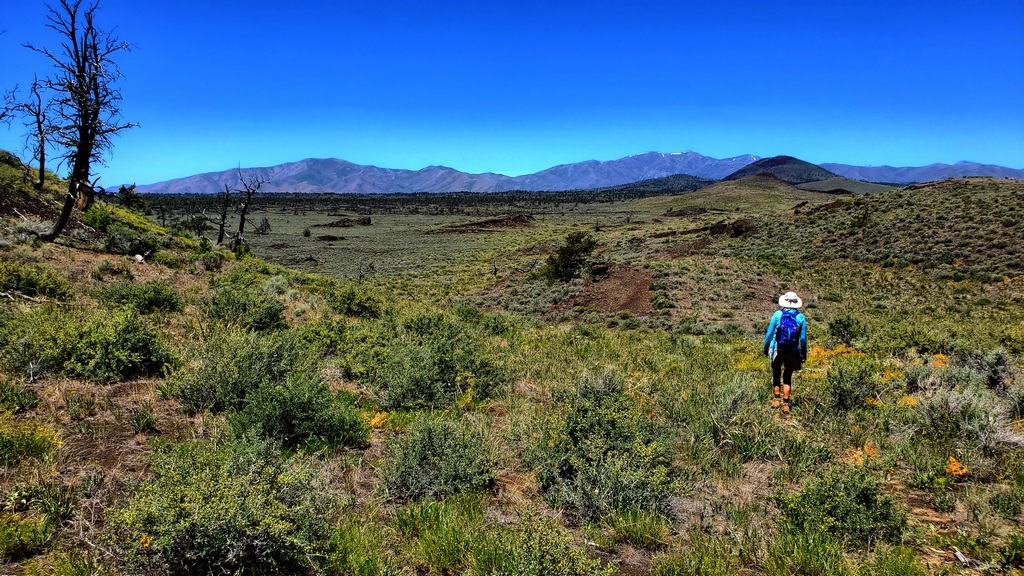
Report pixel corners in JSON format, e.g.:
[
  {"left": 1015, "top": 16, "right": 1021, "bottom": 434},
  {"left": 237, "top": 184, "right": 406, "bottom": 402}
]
[
  {"left": 763, "top": 311, "right": 780, "bottom": 355},
  {"left": 799, "top": 315, "right": 808, "bottom": 360}
]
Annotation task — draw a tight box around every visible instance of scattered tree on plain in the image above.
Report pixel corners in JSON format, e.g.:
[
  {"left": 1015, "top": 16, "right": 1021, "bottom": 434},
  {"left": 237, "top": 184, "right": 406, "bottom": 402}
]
[{"left": 231, "top": 170, "right": 266, "bottom": 250}]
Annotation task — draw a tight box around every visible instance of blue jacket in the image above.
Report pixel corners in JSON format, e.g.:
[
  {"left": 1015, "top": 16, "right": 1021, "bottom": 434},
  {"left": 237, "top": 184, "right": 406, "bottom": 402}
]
[{"left": 763, "top": 309, "right": 807, "bottom": 357}]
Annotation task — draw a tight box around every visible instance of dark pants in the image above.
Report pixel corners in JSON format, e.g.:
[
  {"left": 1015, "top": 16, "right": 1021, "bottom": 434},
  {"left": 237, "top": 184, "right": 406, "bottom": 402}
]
[{"left": 771, "top": 349, "right": 802, "bottom": 388}]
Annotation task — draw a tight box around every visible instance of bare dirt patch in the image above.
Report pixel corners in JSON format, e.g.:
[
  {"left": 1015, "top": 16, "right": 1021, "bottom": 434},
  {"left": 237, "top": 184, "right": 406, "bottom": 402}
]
[
  {"left": 558, "top": 263, "right": 654, "bottom": 315},
  {"left": 664, "top": 238, "right": 714, "bottom": 258}
]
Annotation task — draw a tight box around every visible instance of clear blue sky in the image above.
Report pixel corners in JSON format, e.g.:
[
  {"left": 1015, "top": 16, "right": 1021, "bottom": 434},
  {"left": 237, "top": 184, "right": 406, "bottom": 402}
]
[{"left": 2, "top": 0, "right": 1022, "bottom": 186}]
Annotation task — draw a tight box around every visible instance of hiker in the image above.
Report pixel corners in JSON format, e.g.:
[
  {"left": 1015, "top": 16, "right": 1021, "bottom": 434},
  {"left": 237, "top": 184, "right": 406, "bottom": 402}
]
[{"left": 763, "top": 291, "right": 808, "bottom": 414}]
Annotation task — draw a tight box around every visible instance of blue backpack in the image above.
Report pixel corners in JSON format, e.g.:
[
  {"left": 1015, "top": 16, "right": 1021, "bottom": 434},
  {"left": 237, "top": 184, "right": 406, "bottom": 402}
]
[{"left": 776, "top": 309, "right": 801, "bottom": 351}]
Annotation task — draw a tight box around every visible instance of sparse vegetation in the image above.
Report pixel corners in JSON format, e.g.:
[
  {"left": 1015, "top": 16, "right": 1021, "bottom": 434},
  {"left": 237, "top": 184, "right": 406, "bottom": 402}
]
[{"left": 2, "top": 163, "right": 1024, "bottom": 574}]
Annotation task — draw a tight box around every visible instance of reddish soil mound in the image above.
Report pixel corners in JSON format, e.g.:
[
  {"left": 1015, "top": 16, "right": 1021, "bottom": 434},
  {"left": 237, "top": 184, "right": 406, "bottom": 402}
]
[
  {"left": 561, "top": 263, "right": 654, "bottom": 315},
  {"left": 434, "top": 213, "right": 534, "bottom": 233}
]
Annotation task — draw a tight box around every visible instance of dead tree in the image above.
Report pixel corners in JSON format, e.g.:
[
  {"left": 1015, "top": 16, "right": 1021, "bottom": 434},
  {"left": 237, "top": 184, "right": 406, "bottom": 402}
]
[
  {"left": 214, "top": 184, "right": 231, "bottom": 246},
  {"left": 254, "top": 217, "right": 271, "bottom": 235},
  {"left": 231, "top": 170, "right": 266, "bottom": 250},
  {"left": 17, "top": 79, "right": 53, "bottom": 190},
  {"left": 27, "top": 0, "right": 136, "bottom": 241}
]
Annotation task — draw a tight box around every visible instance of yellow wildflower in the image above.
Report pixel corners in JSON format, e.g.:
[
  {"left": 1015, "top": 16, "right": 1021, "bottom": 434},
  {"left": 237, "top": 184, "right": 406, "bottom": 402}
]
[
  {"left": 946, "top": 456, "right": 969, "bottom": 478},
  {"left": 367, "top": 412, "right": 389, "bottom": 429},
  {"left": 862, "top": 443, "right": 879, "bottom": 459},
  {"left": 897, "top": 395, "right": 918, "bottom": 407}
]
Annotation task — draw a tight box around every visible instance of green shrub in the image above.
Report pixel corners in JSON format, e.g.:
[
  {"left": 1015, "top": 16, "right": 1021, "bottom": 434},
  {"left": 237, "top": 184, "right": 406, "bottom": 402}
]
[
  {"left": 67, "top": 309, "right": 171, "bottom": 383},
  {"left": 325, "top": 280, "right": 388, "bottom": 318},
  {"left": 105, "top": 434, "right": 333, "bottom": 576},
  {"left": 913, "top": 388, "right": 1001, "bottom": 452},
  {"left": 0, "top": 415, "right": 61, "bottom": 466},
  {"left": 0, "top": 377, "right": 39, "bottom": 413},
  {"left": 952, "top": 347, "right": 1014, "bottom": 392},
  {"left": 364, "top": 309, "right": 505, "bottom": 409},
  {"left": 205, "top": 286, "right": 286, "bottom": 331},
  {"left": 97, "top": 280, "right": 182, "bottom": 314},
  {"left": 857, "top": 544, "right": 929, "bottom": 576},
  {"left": 0, "top": 307, "right": 170, "bottom": 384},
  {"left": 823, "top": 355, "right": 882, "bottom": 411},
  {"left": 537, "top": 231, "right": 598, "bottom": 283},
  {"left": 776, "top": 467, "right": 906, "bottom": 546},
  {"left": 295, "top": 319, "right": 348, "bottom": 357},
  {"left": 828, "top": 315, "right": 866, "bottom": 346},
  {"left": 168, "top": 329, "right": 301, "bottom": 415},
  {"left": 229, "top": 373, "right": 368, "bottom": 449},
  {"left": 102, "top": 224, "right": 160, "bottom": 256},
  {"left": 528, "top": 372, "right": 674, "bottom": 520},
  {"left": 472, "top": 514, "right": 616, "bottom": 576},
  {"left": 380, "top": 415, "right": 494, "bottom": 501},
  {"left": 81, "top": 203, "right": 115, "bottom": 231},
  {"left": 0, "top": 513, "right": 52, "bottom": 561},
  {"left": 0, "top": 261, "right": 73, "bottom": 300},
  {"left": 763, "top": 525, "right": 850, "bottom": 576}
]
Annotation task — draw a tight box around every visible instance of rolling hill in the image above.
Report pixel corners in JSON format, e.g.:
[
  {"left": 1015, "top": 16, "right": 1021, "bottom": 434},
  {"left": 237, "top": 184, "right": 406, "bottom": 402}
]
[{"left": 722, "top": 155, "right": 839, "bottom": 184}]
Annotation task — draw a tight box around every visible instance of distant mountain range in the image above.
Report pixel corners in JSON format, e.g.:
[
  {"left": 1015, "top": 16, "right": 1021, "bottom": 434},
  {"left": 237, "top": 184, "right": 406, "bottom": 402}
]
[
  {"left": 131, "top": 152, "right": 1023, "bottom": 195},
  {"left": 822, "top": 161, "right": 1024, "bottom": 184}
]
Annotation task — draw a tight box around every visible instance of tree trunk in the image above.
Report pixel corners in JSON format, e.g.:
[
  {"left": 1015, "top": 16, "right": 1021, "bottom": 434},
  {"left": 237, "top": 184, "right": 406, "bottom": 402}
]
[
  {"left": 233, "top": 209, "right": 248, "bottom": 250},
  {"left": 215, "top": 185, "right": 230, "bottom": 245},
  {"left": 39, "top": 144, "right": 91, "bottom": 242},
  {"left": 39, "top": 185, "right": 77, "bottom": 242},
  {"left": 35, "top": 145, "right": 45, "bottom": 190}
]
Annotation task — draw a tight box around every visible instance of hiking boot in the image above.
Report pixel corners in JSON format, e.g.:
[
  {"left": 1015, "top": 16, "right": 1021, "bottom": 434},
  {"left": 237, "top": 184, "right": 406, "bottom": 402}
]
[
  {"left": 782, "top": 401, "right": 791, "bottom": 415},
  {"left": 772, "top": 396, "right": 782, "bottom": 408}
]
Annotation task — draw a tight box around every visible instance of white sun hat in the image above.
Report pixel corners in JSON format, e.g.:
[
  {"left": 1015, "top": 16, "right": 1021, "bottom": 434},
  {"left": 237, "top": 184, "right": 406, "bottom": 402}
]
[{"left": 778, "top": 291, "right": 802, "bottom": 309}]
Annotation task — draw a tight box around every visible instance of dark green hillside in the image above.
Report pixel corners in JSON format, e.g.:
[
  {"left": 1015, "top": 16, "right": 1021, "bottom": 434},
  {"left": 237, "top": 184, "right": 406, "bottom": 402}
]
[
  {"left": 745, "top": 177, "right": 1024, "bottom": 281},
  {"left": 592, "top": 173, "right": 715, "bottom": 195},
  {"left": 724, "top": 155, "right": 838, "bottom": 184}
]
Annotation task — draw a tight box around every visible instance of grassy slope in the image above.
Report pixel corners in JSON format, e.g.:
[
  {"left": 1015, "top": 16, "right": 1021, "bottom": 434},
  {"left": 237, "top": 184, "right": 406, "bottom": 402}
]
[
  {"left": 639, "top": 174, "right": 839, "bottom": 213},
  {"left": 2, "top": 167, "right": 1024, "bottom": 575}
]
